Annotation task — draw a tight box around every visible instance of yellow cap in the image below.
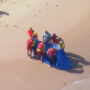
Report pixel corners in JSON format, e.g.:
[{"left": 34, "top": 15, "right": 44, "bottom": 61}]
[
  {"left": 28, "top": 26, "right": 32, "bottom": 30},
  {"left": 33, "top": 32, "right": 37, "bottom": 36}
]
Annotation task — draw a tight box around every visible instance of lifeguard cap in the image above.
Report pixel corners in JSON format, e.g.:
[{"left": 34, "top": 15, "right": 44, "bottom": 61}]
[
  {"left": 28, "top": 26, "right": 32, "bottom": 30},
  {"left": 33, "top": 32, "right": 37, "bottom": 36}
]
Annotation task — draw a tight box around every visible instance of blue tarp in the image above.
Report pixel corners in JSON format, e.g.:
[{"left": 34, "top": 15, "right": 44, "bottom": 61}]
[
  {"left": 55, "top": 49, "right": 72, "bottom": 70},
  {"left": 43, "top": 44, "right": 72, "bottom": 70},
  {"left": 32, "top": 42, "right": 72, "bottom": 70}
]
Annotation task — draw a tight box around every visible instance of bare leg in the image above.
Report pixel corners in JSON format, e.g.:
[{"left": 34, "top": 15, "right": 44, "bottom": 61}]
[
  {"left": 36, "top": 54, "right": 40, "bottom": 60},
  {"left": 30, "top": 49, "right": 32, "bottom": 58},
  {"left": 27, "top": 49, "right": 30, "bottom": 56},
  {"left": 41, "top": 56, "right": 44, "bottom": 63}
]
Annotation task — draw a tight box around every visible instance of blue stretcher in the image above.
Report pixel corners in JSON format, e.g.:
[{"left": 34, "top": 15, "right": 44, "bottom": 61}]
[{"left": 43, "top": 43, "right": 72, "bottom": 70}]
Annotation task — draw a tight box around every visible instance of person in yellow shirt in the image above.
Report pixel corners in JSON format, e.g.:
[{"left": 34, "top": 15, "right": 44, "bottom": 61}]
[{"left": 58, "top": 37, "right": 65, "bottom": 50}]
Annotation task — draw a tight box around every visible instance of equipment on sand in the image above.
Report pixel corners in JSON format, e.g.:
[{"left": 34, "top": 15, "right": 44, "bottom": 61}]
[{"left": 43, "top": 43, "right": 72, "bottom": 70}]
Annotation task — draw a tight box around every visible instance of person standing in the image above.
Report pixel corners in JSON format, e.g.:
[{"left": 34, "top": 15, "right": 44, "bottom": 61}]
[
  {"left": 43, "top": 30, "right": 51, "bottom": 43},
  {"left": 51, "top": 33, "right": 59, "bottom": 44},
  {"left": 33, "top": 31, "right": 38, "bottom": 39},
  {"left": 36, "top": 41, "right": 45, "bottom": 62},
  {"left": 32, "top": 37, "right": 39, "bottom": 58},
  {"left": 47, "top": 46, "right": 56, "bottom": 67},
  {"left": 28, "top": 27, "right": 34, "bottom": 37},
  {"left": 58, "top": 37, "right": 65, "bottom": 50},
  {"left": 27, "top": 37, "right": 34, "bottom": 57}
]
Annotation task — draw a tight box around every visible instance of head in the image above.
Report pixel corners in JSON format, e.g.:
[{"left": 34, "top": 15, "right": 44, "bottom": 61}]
[
  {"left": 45, "top": 30, "right": 48, "bottom": 34},
  {"left": 52, "top": 33, "right": 57, "bottom": 38},
  {"left": 58, "top": 37, "right": 61, "bottom": 41},
  {"left": 28, "top": 26, "right": 32, "bottom": 30},
  {"left": 33, "top": 32, "right": 37, "bottom": 36},
  {"left": 28, "top": 26, "right": 34, "bottom": 32}
]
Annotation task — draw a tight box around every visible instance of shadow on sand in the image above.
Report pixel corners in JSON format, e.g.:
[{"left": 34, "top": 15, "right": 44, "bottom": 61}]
[
  {"left": 28, "top": 51, "right": 90, "bottom": 74},
  {"left": 0, "top": 11, "right": 9, "bottom": 16},
  {"left": 66, "top": 52, "right": 90, "bottom": 74}
]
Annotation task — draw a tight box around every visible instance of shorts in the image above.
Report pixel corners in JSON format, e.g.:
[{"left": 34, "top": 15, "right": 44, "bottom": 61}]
[
  {"left": 27, "top": 46, "right": 32, "bottom": 51},
  {"left": 36, "top": 51, "right": 43, "bottom": 56}
]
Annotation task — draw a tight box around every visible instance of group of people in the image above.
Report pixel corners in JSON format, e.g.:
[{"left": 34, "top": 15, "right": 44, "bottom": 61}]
[{"left": 27, "top": 27, "right": 65, "bottom": 67}]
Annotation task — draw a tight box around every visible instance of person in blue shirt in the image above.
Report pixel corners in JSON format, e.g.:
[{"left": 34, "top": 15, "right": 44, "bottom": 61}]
[
  {"left": 32, "top": 36, "right": 40, "bottom": 59},
  {"left": 43, "top": 30, "right": 51, "bottom": 43}
]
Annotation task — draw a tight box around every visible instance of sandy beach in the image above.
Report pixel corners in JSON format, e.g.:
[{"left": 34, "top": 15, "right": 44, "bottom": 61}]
[{"left": 0, "top": 0, "right": 90, "bottom": 90}]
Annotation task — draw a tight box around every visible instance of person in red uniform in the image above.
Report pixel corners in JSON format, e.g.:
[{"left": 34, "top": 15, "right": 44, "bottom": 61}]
[
  {"left": 28, "top": 27, "right": 34, "bottom": 37},
  {"left": 36, "top": 41, "right": 45, "bottom": 62},
  {"left": 27, "top": 37, "right": 34, "bottom": 57},
  {"left": 47, "top": 46, "right": 56, "bottom": 67}
]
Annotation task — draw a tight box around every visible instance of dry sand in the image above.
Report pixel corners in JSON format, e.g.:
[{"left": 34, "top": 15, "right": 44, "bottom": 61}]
[{"left": 0, "top": 0, "right": 90, "bottom": 90}]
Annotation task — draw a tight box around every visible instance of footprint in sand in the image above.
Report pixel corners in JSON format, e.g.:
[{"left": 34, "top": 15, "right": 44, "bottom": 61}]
[
  {"left": 38, "top": 10, "right": 41, "bottom": 14},
  {"left": 27, "top": 5, "right": 31, "bottom": 7},
  {"left": 46, "top": 2, "right": 49, "bottom": 10},
  {"left": 56, "top": 4, "right": 59, "bottom": 7},
  {"left": 46, "top": 2, "right": 49, "bottom": 6},
  {"left": 34, "top": 9, "right": 43, "bottom": 17},
  {"left": 10, "top": 2, "right": 16, "bottom": 4},
  {"left": 34, "top": 14, "right": 38, "bottom": 17},
  {"left": 13, "top": 25, "right": 18, "bottom": 28},
  {"left": 64, "top": 82, "right": 66, "bottom": 85},
  {"left": 5, "top": 24, "right": 8, "bottom": 27}
]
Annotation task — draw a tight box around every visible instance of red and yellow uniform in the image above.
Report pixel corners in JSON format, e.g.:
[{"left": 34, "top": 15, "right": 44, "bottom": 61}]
[
  {"left": 47, "top": 47, "right": 56, "bottom": 67},
  {"left": 48, "top": 48, "right": 55, "bottom": 56},
  {"left": 36, "top": 42, "right": 45, "bottom": 56},
  {"left": 27, "top": 38, "right": 35, "bottom": 51},
  {"left": 28, "top": 27, "right": 33, "bottom": 37},
  {"left": 33, "top": 32, "right": 38, "bottom": 39}
]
